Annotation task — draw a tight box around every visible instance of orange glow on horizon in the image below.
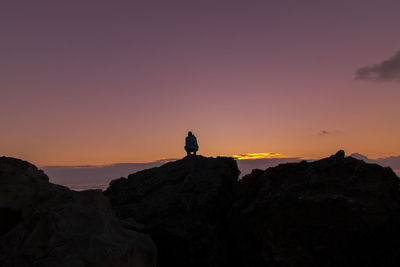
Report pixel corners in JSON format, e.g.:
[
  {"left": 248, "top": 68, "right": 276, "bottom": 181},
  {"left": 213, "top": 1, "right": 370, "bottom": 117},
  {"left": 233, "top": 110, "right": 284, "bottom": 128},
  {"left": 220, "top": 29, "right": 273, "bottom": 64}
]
[{"left": 232, "top": 152, "right": 287, "bottom": 160}]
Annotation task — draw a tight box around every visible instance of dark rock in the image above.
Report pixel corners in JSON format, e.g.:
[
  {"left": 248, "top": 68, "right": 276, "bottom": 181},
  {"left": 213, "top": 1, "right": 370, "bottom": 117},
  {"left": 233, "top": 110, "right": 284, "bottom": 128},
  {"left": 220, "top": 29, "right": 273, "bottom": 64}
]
[
  {"left": 104, "top": 156, "right": 240, "bottom": 267},
  {"left": 5, "top": 150, "right": 399, "bottom": 267},
  {"left": 0, "top": 157, "right": 156, "bottom": 267},
  {"left": 332, "top": 149, "right": 345, "bottom": 159},
  {"left": 230, "top": 151, "right": 400, "bottom": 267}
]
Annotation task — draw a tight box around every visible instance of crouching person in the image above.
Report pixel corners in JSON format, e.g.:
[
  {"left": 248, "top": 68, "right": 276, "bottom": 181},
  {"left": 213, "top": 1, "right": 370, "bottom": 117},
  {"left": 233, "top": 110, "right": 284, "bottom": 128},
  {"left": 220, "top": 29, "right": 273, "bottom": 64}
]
[{"left": 185, "top": 131, "right": 198, "bottom": 156}]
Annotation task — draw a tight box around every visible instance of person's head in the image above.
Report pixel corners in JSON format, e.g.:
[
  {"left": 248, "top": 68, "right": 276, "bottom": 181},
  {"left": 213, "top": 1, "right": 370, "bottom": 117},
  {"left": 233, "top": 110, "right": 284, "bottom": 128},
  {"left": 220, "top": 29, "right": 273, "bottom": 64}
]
[{"left": 188, "top": 131, "right": 192, "bottom": 136}]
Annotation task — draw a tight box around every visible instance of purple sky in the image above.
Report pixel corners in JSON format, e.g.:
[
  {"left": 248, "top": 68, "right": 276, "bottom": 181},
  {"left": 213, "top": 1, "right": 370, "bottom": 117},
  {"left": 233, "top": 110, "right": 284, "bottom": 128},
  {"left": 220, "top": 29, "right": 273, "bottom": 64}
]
[{"left": 1, "top": 0, "right": 400, "bottom": 166}]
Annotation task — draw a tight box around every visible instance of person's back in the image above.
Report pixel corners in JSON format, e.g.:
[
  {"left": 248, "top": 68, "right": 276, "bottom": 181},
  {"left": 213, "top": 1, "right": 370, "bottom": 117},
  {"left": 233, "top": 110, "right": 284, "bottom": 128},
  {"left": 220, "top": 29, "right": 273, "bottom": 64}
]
[{"left": 185, "top": 131, "right": 198, "bottom": 156}]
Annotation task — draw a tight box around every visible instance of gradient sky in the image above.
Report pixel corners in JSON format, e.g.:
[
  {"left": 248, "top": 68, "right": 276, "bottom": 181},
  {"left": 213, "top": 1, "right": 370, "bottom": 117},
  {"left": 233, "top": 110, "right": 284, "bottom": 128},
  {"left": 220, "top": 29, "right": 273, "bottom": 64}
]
[{"left": 1, "top": 0, "right": 400, "bottom": 166}]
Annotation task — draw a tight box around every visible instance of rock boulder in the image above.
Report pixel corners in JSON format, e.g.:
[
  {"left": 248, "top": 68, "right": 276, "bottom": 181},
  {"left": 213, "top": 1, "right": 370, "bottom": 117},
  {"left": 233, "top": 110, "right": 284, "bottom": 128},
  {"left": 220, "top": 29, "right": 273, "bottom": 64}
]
[
  {"left": 230, "top": 151, "right": 400, "bottom": 267},
  {"left": 104, "top": 156, "right": 240, "bottom": 267},
  {"left": 0, "top": 157, "right": 156, "bottom": 267}
]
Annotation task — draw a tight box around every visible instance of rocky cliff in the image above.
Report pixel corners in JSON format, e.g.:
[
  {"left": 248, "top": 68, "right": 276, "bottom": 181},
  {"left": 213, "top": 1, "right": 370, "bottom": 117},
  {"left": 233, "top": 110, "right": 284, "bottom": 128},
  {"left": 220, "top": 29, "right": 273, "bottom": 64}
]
[
  {"left": 2, "top": 151, "right": 400, "bottom": 267},
  {"left": 105, "top": 151, "right": 400, "bottom": 267},
  {"left": 0, "top": 157, "right": 156, "bottom": 267},
  {"left": 104, "top": 156, "right": 240, "bottom": 267},
  {"left": 230, "top": 151, "right": 400, "bottom": 267}
]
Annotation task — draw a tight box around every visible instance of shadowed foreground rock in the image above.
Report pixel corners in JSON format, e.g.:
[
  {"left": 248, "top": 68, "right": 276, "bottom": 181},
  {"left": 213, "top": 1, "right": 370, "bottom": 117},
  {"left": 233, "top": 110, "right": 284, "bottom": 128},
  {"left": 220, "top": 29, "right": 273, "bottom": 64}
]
[
  {"left": 4, "top": 151, "right": 400, "bottom": 267},
  {"left": 0, "top": 157, "right": 156, "bottom": 267},
  {"left": 104, "top": 156, "right": 240, "bottom": 267},
  {"left": 230, "top": 151, "right": 400, "bottom": 267}
]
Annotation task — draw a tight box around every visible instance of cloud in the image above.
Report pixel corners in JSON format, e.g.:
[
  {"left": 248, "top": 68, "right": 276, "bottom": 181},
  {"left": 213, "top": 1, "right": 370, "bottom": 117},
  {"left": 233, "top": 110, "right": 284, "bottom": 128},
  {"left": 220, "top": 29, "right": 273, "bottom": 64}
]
[
  {"left": 355, "top": 51, "right": 400, "bottom": 82},
  {"left": 318, "top": 130, "right": 340, "bottom": 136},
  {"left": 375, "top": 155, "right": 400, "bottom": 170},
  {"left": 319, "top": 130, "right": 329, "bottom": 136}
]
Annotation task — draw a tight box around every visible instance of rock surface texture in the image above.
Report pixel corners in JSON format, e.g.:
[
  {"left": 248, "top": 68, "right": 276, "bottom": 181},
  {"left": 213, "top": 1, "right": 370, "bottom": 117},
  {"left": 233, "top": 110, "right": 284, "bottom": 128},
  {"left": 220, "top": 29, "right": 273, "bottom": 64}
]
[
  {"left": 104, "top": 156, "right": 240, "bottom": 267},
  {"left": 0, "top": 157, "right": 156, "bottom": 267},
  {"left": 230, "top": 151, "right": 400, "bottom": 267}
]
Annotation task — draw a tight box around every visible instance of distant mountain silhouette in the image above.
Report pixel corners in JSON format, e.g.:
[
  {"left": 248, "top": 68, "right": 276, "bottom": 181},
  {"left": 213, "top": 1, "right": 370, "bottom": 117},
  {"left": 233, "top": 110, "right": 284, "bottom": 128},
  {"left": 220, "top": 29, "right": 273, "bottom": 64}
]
[
  {"left": 2, "top": 152, "right": 400, "bottom": 266},
  {"left": 41, "top": 159, "right": 176, "bottom": 186}
]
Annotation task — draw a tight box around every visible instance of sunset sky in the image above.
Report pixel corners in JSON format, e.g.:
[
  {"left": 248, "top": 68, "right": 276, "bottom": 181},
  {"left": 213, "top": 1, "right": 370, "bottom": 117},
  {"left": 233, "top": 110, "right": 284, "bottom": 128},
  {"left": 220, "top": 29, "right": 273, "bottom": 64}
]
[{"left": 1, "top": 0, "right": 400, "bottom": 167}]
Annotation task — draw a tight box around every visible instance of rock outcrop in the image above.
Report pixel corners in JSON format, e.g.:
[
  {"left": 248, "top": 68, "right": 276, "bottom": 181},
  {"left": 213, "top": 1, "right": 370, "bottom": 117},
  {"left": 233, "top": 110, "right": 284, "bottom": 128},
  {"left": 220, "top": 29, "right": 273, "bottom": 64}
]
[
  {"left": 230, "top": 151, "right": 400, "bottom": 267},
  {"left": 0, "top": 157, "right": 156, "bottom": 267},
  {"left": 104, "top": 156, "right": 240, "bottom": 267},
  {"left": 4, "top": 151, "right": 400, "bottom": 267}
]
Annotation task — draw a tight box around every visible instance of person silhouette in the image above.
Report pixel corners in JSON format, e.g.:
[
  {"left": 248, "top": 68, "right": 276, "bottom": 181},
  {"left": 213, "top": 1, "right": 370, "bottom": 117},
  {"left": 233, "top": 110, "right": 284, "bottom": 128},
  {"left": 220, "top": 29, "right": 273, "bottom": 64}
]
[{"left": 185, "top": 131, "right": 199, "bottom": 156}]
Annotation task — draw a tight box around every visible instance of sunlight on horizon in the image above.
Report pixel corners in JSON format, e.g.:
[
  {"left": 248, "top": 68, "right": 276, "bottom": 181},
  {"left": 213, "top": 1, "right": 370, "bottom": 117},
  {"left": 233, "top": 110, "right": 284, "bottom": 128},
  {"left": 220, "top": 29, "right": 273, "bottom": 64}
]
[{"left": 232, "top": 152, "right": 286, "bottom": 160}]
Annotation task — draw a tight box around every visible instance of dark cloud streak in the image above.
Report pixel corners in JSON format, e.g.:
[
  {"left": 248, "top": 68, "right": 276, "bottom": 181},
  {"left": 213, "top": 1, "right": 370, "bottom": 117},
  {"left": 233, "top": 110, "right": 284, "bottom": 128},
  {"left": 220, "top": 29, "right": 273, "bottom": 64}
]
[
  {"left": 318, "top": 130, "right": 340, "bottom": 136},
  {"left": 355, "top": 51, "right": 400, "bottom": 82}
]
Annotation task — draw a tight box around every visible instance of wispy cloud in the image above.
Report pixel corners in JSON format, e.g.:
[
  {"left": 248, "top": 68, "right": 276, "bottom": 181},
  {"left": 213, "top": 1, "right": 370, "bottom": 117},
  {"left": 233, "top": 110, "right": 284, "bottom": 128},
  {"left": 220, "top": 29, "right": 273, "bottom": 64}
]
[
  {"left": 355, "top": 51, "right": 400, "bottom": 82},
  {"left": 319, "top": 130, "right": 330, "bottom": 136},
  {"left": 318, "top": 130, "right": 341, "bottom": 136}
]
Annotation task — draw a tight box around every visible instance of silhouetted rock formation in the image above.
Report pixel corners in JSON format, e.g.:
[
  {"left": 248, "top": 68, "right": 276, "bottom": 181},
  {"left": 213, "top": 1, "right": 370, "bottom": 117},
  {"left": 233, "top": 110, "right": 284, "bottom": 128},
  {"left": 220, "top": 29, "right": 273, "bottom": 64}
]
[
  {"left": 0, "top": 157, "right": 156, "bottom": 267},
  {"left": 104, "top": 156, "right": 240, "bottom": 267},
  {"left": 230, "top": 151, "right": 400, "bottom": 267},
  {"left": 3, "top": 151, "right": 400, "bottom": 267}
]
